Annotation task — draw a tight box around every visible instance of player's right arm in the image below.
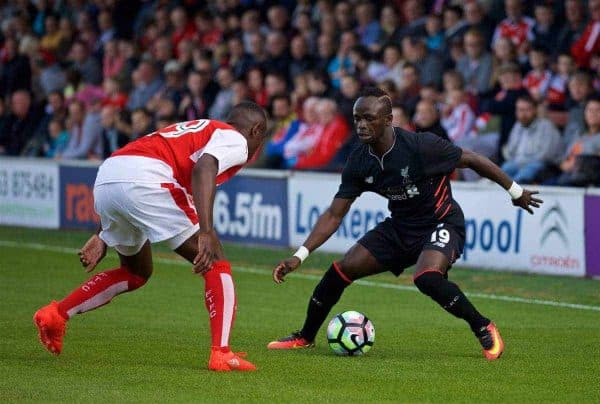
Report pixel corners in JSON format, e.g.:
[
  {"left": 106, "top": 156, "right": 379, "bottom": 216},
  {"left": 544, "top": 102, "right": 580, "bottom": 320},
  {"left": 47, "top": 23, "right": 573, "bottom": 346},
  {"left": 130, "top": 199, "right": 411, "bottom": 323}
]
[{"left": 273, "top": 197, "right": 354, "bottom": 284}]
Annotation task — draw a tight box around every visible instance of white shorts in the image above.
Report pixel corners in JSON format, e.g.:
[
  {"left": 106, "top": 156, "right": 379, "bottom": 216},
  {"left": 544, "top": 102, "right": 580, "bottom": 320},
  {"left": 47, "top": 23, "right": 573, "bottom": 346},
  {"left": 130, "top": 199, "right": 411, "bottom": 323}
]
[{"left": 94, "top": 182, "right": 199, "bottom": 256}]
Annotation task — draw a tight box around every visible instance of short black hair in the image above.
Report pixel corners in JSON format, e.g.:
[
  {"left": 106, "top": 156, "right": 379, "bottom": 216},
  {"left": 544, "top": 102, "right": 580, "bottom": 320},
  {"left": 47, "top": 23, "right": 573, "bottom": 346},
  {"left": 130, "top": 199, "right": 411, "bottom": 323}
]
[
  {"left": 516, "top": 94, "right": 537, "bottom": 106},
  {"left": 585, "top": 93, "right": 600, "bottom": 106},
  {"left": 358, "top": 86, "right": 392, "bottom": 115},
  {"left": 227, "top": 101, "right": 267, "bottom": 134}
]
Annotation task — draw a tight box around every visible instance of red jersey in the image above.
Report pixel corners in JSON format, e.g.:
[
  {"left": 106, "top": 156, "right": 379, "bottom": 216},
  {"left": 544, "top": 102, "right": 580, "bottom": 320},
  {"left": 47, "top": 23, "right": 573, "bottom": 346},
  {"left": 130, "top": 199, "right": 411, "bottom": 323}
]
[
  {"left": 109, "top": 119, "right": 248, "bottom": 194},
  {"left": 492, "top": 17, "right": 534, "bottom": 47}
]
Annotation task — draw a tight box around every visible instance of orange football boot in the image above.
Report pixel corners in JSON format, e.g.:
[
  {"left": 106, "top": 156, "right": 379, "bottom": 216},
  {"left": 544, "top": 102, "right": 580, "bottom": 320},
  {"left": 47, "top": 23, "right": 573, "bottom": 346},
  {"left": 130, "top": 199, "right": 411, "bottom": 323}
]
[
  {"left": 208, "top": 348, "right": 257, "bottom": 372},
  {"left": 33, "top": 301, "right": 67, "bottom": 355},
  {"left": 477, "top": 322, "right": 505, "bottom": 360},
  {"left": 267, "top": 331, "right": 315, "bottom": 350}
]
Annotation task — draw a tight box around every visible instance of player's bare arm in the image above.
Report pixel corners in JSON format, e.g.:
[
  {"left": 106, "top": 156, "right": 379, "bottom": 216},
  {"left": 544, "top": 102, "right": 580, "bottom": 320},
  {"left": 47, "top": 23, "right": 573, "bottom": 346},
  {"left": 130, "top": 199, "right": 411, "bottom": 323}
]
[
  {"left": 457, "top": 148, "right": 543, "bottom": 214},
  {"left": 273, "top": 197, "right": 354, "bottom": 284},
  {"left": 191, "top": 153, "right": 224, "bottom": 274},
  {"left": 78, "top": 226, "right": 107, "bottom": 272}
]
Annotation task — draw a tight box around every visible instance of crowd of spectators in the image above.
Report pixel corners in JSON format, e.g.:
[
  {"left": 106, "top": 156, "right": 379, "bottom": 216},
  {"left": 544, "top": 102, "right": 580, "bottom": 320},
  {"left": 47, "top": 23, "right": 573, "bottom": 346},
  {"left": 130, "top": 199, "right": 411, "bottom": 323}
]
[{"left": 0, "top": 0, "right": 600, "bottom": 186}]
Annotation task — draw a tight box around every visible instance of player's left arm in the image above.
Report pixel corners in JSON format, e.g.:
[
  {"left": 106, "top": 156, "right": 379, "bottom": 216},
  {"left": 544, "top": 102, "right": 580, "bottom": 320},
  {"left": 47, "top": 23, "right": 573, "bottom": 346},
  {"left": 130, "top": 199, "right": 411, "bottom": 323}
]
[
  {"left": 457, "top": 148, "right": 543, "bottom": 214},
  {"left": 191, "top": 154, "right": 224, "bottom": 274}
]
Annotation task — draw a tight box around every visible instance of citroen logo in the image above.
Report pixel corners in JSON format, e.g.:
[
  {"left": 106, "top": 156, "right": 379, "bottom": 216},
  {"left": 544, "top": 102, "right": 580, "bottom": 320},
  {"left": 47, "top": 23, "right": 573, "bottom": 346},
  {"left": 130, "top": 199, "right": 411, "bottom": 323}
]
[{"left": 540, "top": 203, "right": 568, "bottom": 247}]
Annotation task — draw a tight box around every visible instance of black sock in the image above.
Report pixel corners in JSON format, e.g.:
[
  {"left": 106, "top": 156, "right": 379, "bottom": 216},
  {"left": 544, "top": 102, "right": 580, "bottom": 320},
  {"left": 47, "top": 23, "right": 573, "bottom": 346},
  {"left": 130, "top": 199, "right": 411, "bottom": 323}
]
[
  {"left": 414, "top": 271, "right": 490, "bottom": 332},
  {"left": 300, "top": 264, "right": 351, "bottom": 341}
]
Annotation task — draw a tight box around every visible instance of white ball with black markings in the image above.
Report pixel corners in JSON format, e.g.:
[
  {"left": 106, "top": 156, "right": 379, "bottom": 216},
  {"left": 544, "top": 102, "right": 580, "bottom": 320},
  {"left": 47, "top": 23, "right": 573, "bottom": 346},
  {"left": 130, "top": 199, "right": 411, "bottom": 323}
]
[{"left": 326, "top": 311, "right": 375, "bottom": 356}]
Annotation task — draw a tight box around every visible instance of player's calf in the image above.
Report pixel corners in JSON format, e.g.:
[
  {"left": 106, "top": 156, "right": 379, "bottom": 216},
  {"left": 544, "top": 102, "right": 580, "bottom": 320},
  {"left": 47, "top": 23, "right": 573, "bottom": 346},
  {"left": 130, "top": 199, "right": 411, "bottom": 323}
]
[{"left": 33, "top": 267, "right": 147, "bottom": 354}]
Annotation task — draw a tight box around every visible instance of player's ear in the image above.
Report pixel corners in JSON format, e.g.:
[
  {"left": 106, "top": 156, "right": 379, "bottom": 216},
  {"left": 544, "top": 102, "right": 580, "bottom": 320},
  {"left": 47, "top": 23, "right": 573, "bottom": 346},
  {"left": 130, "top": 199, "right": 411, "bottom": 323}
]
[{"left": 385, "top": 113, "right": 393, "bottom": 126}]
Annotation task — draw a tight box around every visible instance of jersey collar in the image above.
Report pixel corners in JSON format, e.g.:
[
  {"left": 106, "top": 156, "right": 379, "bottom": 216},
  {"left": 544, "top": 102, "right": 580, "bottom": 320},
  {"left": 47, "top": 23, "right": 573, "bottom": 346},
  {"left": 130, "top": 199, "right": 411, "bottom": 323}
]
[{"left": 368, "top": 128, "right": 397, "bottom": 170}]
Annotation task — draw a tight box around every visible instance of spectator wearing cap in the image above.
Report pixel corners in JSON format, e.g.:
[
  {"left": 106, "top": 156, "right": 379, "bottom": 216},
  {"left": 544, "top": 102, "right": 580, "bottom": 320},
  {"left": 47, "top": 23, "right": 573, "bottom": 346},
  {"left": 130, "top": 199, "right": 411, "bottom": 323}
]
[
  {"left": 402, "top": 36, "right": 444, "bottom": 88},
  {"left": 501, "top": 94, "right": 562, "bottom": 183},
  {"left": 480, "top": 63, "right": 529, "bottom": 159},
  {"left": 0, "top": 38, "right": 32, "bottom": 96},
  {"left": 456, "top": 29, "right": 493, "bottom": 95},
  {"left": 0, "top": 90, "right": 41, "bottom": 156},
  {"left": 126, "top": 60, "right": 164, "bottom": 111},
  {"left": 556, "top": 0, "right": 586, "bottom": 55},
  {"left": 571, "top": 0, "right": 600, "bottom": 68}
]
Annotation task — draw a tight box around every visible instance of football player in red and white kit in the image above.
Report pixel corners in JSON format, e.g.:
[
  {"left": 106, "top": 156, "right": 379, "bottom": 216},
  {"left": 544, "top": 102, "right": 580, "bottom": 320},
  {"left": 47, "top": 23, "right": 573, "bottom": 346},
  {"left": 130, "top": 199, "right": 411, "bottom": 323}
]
[{"left": 33, "top": 102, "right": 268, "bottom": 372}]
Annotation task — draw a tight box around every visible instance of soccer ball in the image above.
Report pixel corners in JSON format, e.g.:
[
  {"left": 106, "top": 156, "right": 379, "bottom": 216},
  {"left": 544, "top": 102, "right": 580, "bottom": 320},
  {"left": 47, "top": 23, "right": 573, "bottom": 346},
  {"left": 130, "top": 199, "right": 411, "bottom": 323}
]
[{"left": 326, "top": 311, "right": 375, "bottom": 356}]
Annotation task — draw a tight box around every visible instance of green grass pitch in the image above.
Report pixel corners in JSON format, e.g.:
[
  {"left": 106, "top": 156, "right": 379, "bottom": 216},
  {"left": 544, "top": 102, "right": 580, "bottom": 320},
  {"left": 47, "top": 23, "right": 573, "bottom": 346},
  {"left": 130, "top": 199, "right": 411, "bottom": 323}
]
[{"left": 1, "top": 226, "right": 599, "bottom": 402}]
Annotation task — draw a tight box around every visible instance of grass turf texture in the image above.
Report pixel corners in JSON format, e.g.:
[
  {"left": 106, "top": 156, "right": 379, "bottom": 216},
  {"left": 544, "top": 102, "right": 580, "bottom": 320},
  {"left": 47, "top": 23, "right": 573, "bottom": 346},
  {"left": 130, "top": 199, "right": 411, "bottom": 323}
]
[{"left": 1, "top": 226, "right": 599, "bottom": 402}]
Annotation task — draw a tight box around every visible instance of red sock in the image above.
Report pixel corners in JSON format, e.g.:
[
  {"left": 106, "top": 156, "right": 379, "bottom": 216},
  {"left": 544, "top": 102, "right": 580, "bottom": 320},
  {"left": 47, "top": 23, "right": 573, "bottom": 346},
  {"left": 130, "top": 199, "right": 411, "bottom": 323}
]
[
  {"left": 57, "top": 267, "right": 147, "bottom": 320},
  {"left": 203, "top": 261, "right": 236, "bottom": 352}
]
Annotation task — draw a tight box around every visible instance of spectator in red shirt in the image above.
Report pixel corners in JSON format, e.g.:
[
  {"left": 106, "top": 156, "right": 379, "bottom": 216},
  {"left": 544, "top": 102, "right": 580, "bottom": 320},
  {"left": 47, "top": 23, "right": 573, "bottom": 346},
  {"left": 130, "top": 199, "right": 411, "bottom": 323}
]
[
  {"left": 571, "top": 0, "right": 600, "bottom": 68},
  {"left": 293, "top": 99, "right": 350, "bottom": 170},
  {"left": 170, "top": 7, "right": 196, "bottom": 56},
  {"left": 492, "top": 0, "right": 534, "bottom": 50}
]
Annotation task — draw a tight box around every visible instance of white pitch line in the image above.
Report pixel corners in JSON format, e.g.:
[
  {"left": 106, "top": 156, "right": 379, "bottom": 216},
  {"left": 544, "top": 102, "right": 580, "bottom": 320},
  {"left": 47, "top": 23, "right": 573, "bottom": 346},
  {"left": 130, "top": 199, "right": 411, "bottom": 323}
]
[{"left": 2, "top": 239, "right": 600, "bottom": 313}]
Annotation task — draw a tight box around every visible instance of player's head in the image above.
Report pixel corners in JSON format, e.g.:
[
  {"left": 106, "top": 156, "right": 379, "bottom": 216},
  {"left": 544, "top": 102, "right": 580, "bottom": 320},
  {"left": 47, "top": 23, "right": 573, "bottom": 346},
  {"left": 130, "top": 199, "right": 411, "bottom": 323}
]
[
  {"left": 353, "top": 87, "right": 393, "bottom": 144},
  {"left": 226, "top": 101, "right": 268, "bottom": 155}
]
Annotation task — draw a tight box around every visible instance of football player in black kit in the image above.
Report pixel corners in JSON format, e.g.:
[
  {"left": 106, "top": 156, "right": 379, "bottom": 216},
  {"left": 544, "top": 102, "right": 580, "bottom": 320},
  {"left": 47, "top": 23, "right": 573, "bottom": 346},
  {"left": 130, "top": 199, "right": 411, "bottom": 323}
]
[{"left": 267, "top": 87, "right": 542, "bottom": 360}]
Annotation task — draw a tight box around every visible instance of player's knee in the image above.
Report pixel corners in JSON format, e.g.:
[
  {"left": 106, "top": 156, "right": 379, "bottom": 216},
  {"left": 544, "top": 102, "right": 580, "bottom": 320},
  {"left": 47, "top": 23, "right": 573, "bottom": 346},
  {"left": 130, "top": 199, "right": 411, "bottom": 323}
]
[
  {"left": 413, "top": 270, "right": 444, "bottom": 296},
  {"left": 311, "top": 263, "right": 351, "bottom": 305},
  {"left": 124, "top": 265, "right": 152, "bottom": 283}
]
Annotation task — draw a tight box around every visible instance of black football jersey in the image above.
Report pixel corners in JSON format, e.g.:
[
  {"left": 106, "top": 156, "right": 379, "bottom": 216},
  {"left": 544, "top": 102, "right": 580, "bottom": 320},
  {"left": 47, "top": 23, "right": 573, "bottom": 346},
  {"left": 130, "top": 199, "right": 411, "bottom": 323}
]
[{"left": 335, "top": 128, "right": 465, "bottom": 228}]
